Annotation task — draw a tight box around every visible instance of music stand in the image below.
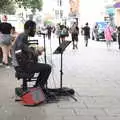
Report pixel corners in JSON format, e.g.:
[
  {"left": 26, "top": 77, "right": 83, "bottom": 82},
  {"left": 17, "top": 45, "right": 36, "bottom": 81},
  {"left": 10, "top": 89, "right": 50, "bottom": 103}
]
[
  {"left": 54, "top": 41, "right": 71, "bottom": 87},
  {"left": 51, "top": 41, "right": 77, "bottom": 101}
]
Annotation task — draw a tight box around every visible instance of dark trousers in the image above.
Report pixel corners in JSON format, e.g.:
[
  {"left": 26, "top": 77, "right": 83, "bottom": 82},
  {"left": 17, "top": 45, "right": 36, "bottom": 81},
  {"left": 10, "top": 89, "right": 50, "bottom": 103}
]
[
  {"left": 15, "top": 63, "right": 51, "bottom": 88},
  {"left": 48, "top": 33, "right": 51, "bottom": 40},
  {"left": 118, "top": 36, "right": 120, "bottom": 49},
  {"left": 84, "top": 35, "right": 89, "bottom": 47},
  {"left": 72, "top": 34, "right": 78, "bottom": 49}
]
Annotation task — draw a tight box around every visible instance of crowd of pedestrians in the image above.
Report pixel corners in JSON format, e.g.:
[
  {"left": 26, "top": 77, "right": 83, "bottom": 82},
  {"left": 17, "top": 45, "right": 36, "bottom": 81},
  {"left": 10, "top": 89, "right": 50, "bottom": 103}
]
[{"left": 1, "top": 19, "right": 120, "bottom": 68}]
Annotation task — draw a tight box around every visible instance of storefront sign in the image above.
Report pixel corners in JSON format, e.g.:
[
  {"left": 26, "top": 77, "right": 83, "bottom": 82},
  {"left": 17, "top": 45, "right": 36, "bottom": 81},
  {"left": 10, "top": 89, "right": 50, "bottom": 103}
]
[{"left": 69, "top": 0, "right": 80, "bottom": 15}]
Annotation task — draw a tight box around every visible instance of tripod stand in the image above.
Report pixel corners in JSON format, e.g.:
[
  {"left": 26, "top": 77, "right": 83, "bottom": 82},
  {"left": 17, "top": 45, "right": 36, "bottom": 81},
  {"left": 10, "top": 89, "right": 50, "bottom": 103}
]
[{"left": 48, "top": 41, "right": 77, "bottom": 101}]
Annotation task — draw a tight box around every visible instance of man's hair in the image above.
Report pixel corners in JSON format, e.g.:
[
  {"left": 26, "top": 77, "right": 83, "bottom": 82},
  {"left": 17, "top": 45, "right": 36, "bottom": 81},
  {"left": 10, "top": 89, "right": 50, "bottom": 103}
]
[
  {"left": 12, "top": 26, "right": 15, "bottom": 31},
  {"left": 86, "top": 22, "right": 88, "bottom": 26},
  {"left": 118, "top": 26, "right": 120, "bottom": 31},
  {"left": 0, "top": 22, "right": 12, "bottom": 34},
  {"left": 24, "top": 20, "right": 36, "bottom": 30}
]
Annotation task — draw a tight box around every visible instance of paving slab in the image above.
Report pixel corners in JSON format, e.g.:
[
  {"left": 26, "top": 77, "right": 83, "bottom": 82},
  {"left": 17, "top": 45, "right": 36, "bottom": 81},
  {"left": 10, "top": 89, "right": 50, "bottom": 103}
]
[{"left": 0, "top": 36, "right": 120, "bottom": 119}]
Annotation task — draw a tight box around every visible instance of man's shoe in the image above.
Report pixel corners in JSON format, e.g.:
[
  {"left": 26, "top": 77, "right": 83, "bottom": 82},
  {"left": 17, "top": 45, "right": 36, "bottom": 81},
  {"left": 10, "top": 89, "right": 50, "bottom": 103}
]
[{"left": 43, "top": 89, "right": 58, "bottom": 103}]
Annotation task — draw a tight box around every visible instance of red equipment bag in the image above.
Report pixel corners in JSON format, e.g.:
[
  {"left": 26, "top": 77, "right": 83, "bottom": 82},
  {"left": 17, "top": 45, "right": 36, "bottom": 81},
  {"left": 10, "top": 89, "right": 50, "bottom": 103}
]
[{"left": 21, "top": 87, "right": 45, "bottom": 106}]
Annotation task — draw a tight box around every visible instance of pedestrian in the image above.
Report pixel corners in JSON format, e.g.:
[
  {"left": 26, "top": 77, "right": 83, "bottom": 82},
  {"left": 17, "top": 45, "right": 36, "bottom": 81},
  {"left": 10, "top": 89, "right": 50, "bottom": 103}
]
[
  {"left": 11, "top": 26, "right": 19, "bottom": 45},
  {"left": 93, "top": 24, "right": 99, "bottom": 41},
  {"left": 104, "top": 23, "right": 113, "bottom": 48},
  {"left": 117, "top": 26, "right": 120, "bottom": 49},
  {"left": 0, "top": 22, "right": 12, "bottom": 67},
  {"left": 80, "top": 25, "right": 84, "bottom": 36},
  {"left": 83, "top": 22, "right": 90, "bottom": 47},
  {"left": 52, "top": 26, "right": 56, "bottom": 38},
  {"left": 59, "top": 25, "right": 69, "bottom": 44},
  {"left": 9, "top": 26, "right": 19, "bottom": 58},
  {"left": 46, "top": 25, "right": 52, "bottom": 40},
  {"left": 70, "top": 22, "right": 79, "bottom": 49},
  {"left": 56, "top": 23, "right": 61, "bottom": 45}
]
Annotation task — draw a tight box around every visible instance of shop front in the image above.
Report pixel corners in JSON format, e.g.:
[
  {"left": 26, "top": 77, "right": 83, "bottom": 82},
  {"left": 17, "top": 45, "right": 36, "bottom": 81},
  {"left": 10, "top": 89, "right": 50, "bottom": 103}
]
[{"left": 114, "top": 0, "right": 120, "bottom": 26}]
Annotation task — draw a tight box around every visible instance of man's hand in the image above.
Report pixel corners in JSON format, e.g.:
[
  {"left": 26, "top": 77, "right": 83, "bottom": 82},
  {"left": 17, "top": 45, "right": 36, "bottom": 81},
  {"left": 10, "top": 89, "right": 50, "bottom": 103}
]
[{"left": 36, "top": 46, "right": 44, "bottom": 55}]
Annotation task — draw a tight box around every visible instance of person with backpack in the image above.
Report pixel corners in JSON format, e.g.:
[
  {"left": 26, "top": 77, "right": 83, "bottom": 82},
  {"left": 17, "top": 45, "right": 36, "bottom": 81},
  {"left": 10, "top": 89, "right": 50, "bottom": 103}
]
[
  {"left": 59, "top": 25, "right": 69, "bottom": 44},
  {"left": 70, "top": 22, "right": 79, "bottom": 49}
]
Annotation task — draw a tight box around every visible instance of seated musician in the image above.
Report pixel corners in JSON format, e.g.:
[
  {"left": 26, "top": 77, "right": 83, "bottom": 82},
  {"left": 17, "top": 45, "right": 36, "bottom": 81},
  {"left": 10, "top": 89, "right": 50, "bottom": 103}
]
[{"left": 12, "top": 20, "right": 51, "bottom": 90}]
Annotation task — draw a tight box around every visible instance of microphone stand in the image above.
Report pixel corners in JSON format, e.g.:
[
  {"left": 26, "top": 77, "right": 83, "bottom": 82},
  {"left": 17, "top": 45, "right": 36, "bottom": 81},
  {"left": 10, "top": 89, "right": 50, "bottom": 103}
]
[
  {"left": 38, "top": 32, "right": 48, "bottom": 89},
  {"left": 43, "top": 34, "right": 47, "bottom": 64},
  {"left": 39, "top": 32, "right": 47, "bottom": 64},
  {"left": 47, "top": 41, "right": 77, "bottom": 101}
]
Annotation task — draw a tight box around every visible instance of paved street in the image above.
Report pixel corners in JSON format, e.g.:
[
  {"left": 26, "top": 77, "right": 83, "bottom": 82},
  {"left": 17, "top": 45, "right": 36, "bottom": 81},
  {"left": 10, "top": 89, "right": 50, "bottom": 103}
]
[{"left": 0, "top": 35, "right": 120, "bottom": 120}]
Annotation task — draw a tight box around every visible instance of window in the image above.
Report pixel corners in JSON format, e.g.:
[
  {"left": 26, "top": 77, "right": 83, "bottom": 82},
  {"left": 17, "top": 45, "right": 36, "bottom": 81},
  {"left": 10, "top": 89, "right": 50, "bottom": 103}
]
[
  {"left": 57, "top": 0, "right": 62, "bottom": 6},
  {"left": 60, "top": 10, "right": 63, "bottom": 18},
  {"left": 55, "top": 10, "right": 59, "bottom": 19},
  {"left": 60, "top": 0, "right": 62, "bottom": 6}
]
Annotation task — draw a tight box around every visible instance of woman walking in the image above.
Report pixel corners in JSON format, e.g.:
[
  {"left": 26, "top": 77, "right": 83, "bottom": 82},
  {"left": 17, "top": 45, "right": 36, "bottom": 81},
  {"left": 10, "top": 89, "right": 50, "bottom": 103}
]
[
  {"left": 0, "top": 22, "right": 12, "bottom": 66},
  {"left": 104, "top": 23, "right": 113, "bottom": 48}
]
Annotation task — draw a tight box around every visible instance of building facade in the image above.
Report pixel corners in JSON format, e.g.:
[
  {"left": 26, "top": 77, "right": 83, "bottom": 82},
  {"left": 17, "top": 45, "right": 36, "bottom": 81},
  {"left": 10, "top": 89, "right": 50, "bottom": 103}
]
[
  {"left": 113, "top": 0, "right": 120, "bottom": 26},
  {"left": 42, "top": 0, "right": 69, "bottom": 23},
  {"left": 42, "top": 0, "right": 80, "bottom": 24},
  {"left": 104, "top": 0, "right": 115, "bottom": 26}
]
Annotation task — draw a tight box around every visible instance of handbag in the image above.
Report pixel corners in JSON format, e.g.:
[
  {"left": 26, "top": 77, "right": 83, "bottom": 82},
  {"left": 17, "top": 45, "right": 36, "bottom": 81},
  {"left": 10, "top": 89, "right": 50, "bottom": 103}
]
[{"left": 0, "top": 34, "right": 12, "bottom": 45}]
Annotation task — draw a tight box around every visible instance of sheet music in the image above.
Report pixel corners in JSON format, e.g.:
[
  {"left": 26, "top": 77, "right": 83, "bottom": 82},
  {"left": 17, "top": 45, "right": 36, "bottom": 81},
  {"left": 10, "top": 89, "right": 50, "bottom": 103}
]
[{"left": 53, "top": 41, "right": 71, "bottom": 54}]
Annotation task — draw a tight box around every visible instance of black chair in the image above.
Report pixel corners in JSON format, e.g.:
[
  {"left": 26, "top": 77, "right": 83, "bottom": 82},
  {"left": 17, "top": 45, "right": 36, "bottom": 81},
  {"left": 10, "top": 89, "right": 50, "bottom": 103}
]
[
  {"left": 15, "top": 39, "right": 39, "bottom": 91},
  {"left": 15, "top": 67, "right": 36, "bottom": 91},
  {"left": 15, "top": 39, "right": 40, "bottom": 96}
]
